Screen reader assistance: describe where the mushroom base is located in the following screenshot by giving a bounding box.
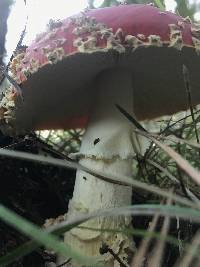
[64,158,135,267]
[64,68,142,266]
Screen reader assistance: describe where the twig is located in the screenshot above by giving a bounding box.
[0,8,28,86]
[56,258,71,267]
[182,65,199,144]
[100,243,128,267]
[0,66,23,100]
[115,104,147,132]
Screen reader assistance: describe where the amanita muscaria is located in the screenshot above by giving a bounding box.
[1,3,200,266]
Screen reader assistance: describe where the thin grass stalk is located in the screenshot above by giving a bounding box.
[0,148,197,209]
[174,230,200,267]
[147,197,172,267]
[130,207,161,267]
[116,104,200,186]
[134,129,200,186]
[146,159,199,203]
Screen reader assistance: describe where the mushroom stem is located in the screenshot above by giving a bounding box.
[65,68,141,266]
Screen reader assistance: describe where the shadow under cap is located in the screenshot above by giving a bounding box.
[13,46,200,133]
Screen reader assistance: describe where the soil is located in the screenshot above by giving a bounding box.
[0,132,75,267]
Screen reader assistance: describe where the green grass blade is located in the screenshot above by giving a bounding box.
[0,204,102,267]
[153,0,165,10]
[0,241,38,267]
[0,148,198,209]
[0,227,179,267]
[1,204,200,266]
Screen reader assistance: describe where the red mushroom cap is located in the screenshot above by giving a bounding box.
[1,4,200,134]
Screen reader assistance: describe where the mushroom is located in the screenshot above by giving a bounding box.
[1,3,200,266]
